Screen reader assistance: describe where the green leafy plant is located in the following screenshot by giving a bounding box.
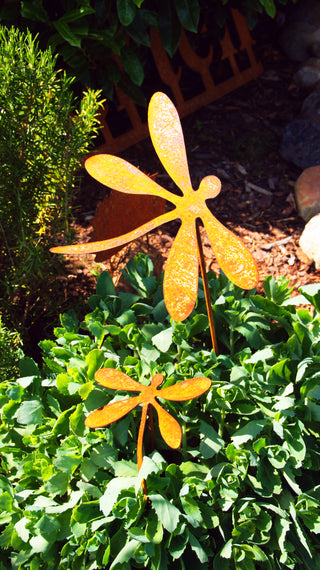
[1,255,319,568]
[0,26,102,337]
[0,0,297,103]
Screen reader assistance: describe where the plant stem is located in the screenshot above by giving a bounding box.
[219,409,226,439]
[137,404,148,497]
[195,218,218,354]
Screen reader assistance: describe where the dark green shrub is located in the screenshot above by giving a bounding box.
[0,316,24,381]
[0,0,297,103]
[1,254,319,568]
[0,26,102,334]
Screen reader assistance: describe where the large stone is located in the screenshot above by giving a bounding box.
[294,57,320,89]
[295,165,320,221]
[280,119,320,169]
[301,86,320,120]
[299,212,320,267]
[280,22,320,62]
[279,0,320,61]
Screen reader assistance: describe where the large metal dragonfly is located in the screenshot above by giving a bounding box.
[51,92,258,322]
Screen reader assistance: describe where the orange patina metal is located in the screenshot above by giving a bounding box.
[51,91,258,322]
[85,368,211,493]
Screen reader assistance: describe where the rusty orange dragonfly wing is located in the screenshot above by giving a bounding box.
[85,395,143,428]
[158,377,212,401]
[200,207,258,290]
[163,216,199,321]
[148,92,193,196]
[95,368,146,392]
[152,400,182,449]
[85,154,175,203]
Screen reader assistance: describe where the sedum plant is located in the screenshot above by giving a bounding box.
[0,26,102,331]
[0,256,320,569]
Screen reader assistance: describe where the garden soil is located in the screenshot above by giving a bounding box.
[54,30,320,325]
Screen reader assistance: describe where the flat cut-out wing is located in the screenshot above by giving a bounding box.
[153,401,182,449]
[95,368,144,392]
[163,217,199,322]
[158,377,212,401]
[201,210,259,290]
[148,92,194,196]
[85,154,176,203]
[85,396,142,428]
[50,209,176,254]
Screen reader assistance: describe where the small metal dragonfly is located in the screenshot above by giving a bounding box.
[85,368,212,493]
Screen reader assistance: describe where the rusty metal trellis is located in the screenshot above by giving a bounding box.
[96,9,263,155]
[85,368,212,495]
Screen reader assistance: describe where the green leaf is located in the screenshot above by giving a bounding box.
[86,349,105,380]
[149,494,181,532]
[110,539,138,569]
[188,314,208,338]
[57,7,95,23]
[157,0,182,57]
[117,0,136,26]
[189,530,208,563]
[200,420,224,458]
[96,271,116,298]
[121,46,144,86]
[100,477,136,517]
[145,516,163,544]
[53,408,74,436]
[113,460,139,477]
[35,514,60,543]
[152,327,173,352]
[231,419,267,447]
[70,404,85,436]
[0,491,13,511]
[136,457,160,491]
[19,357,40,377]
[29,535,50,553]
[14,517,30,543]
[54,449,82,474]
[73,501,100,523]
[141,342,160,363]
[54,21,82,48]
[174,0,200,32]
[261,0,276,18]
[45,472,69,496]
[17,399,43,425]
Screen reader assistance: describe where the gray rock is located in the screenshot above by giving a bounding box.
[301,87,320,121]
[294,57,320,89]
[280,119,320,168]
[280,22,320,62]
[285,0,320,27]
[299,213,320,268]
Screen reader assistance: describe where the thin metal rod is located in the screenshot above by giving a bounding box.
[137,404,148,497]
[195,219,218,354]
[148,405,154,452]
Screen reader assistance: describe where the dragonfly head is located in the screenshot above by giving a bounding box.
[198,175,221,201]
[151,374,164,389]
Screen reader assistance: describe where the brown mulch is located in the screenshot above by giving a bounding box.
[57,34,320,308]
